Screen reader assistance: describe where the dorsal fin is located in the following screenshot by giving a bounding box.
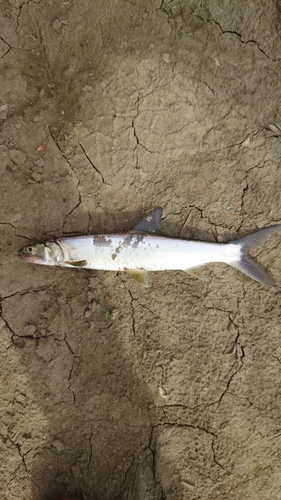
[133,208,162,233]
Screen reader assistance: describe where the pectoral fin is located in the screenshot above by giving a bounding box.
[65,260,88,267]
[127,269,149,287]
[133,208,162,234]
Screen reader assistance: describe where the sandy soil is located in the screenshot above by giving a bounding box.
[1,1,281,499]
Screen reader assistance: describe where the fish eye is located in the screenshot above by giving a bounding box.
[26,246,34,254]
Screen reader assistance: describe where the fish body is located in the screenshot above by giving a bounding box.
[18,209,281,287]
[54,233,240,271]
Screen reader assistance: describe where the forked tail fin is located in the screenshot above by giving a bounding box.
[229,224,281,287]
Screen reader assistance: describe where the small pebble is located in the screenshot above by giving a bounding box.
[269,122,281,136]
[32,165,43,173]
[111,309,119,320]
[12,213,21,221]
[52,440,65,452]
[13,337,25,349]
[10,149,26,165]
[82,85,93,92]
[9,0,25,7]
[52,18,62,30]
[31,172,42,182]
[0,103,8,120]
[23,324,36,336]
[34,158,45,167]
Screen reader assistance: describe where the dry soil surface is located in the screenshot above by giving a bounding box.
[1,1,281,499]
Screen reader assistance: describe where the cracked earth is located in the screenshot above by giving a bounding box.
[1,1,281,499]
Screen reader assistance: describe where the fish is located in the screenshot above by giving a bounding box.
[18,208,281,287]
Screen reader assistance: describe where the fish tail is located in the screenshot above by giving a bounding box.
[229,224,281,287]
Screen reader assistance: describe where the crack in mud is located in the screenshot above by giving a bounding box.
[125,286,136,336]
[198,16,280,62]
[148,422,219,497]
[87,430,93,472]
[240,182,249,220]
[202,130,261,154]
[115,453,136,498]
[35,19,53,77]
[201,299,246,376]
[2,286,56,301]
[48,128,83,230]
[161,400,187,410]
[227,391,262,414]
[5,433,31,488]
[218,369,240,405]
[79,142,111,185]
[165,120,197,137]
[131,90,161,158]
[176,204,219,237]
[122,281,164,337]
[227,315,246,367]
[239,163,264,221]
[156,421,216,437]
[0,221,31,239]
[0,36,11,57]
[132,90,140,148]
[131,91,161,156]
[148,425,165,499]
[211,439,231,474]
[137,301,163,322]
[63,193,82,231]
[63,334,76,402]
[158,0,177,33]
[1,314,17,340]
[49,129,79,185]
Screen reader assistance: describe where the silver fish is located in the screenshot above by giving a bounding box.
[18,208,281,287]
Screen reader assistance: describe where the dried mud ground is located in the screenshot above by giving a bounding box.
[1,1,281,499]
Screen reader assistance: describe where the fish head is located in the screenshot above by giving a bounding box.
[18,240,65,266]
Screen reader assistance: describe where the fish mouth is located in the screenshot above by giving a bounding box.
[18,251,38,263]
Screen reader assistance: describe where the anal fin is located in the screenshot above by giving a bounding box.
[127,269,149,287]
[183,267,207,281]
